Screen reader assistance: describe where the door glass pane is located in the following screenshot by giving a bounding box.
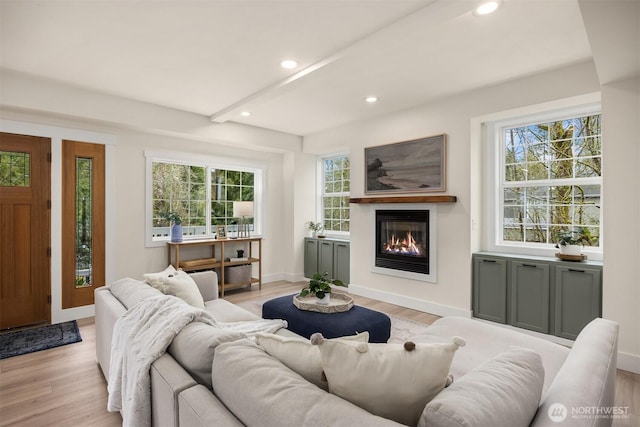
[0,151,30,187]
[76,157,93,287]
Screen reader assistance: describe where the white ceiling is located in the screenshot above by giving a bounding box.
[1,0,597,136]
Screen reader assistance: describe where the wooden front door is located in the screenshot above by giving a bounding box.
[0,133,51,329]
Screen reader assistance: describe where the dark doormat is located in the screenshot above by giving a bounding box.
[0,321,82,359]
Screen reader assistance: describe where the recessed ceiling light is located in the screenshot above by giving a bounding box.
[280,59,298,69]
[365,96,378,103]
[474,1,499,15]
[240,111,251,117]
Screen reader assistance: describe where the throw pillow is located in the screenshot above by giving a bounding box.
[144,267,205,308]
[143,265,177,291]
[162,270,205,308]
[312,333,465,426]
[168,322,246,389]
[255,331,370,391]
[419,346,544,427]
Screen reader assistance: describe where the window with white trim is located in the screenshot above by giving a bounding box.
[497,111,602,249]
[147,154,262,244]
[321,155,350,233]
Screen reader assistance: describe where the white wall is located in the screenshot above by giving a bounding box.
[303,60,640,372]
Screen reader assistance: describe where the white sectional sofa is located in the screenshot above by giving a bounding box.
[95,271,619,427]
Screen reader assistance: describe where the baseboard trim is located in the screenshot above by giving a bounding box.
[348,283,472,318]
[617,351,640,374]
[263,272,305,284]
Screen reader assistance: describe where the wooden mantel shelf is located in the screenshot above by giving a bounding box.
[349,195,457,204]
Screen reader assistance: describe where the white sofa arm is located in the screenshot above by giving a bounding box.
[179,385,244,427]
[189,271,219,302]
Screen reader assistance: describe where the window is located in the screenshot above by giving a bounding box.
[148,154,262,244]
[152,162,207,238]
[321,155,350,233]
[211,169,255,227]
[498,111,602,249]
[0,151,30,186]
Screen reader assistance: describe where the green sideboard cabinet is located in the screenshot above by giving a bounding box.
[472,252,602,340]
[554,265,602,340]
[510,261,550,334]
[472,257,507,323]
[304,237,350,284]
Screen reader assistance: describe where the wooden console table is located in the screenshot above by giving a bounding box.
[167,237,262,297]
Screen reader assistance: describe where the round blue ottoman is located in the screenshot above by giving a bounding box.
[262,294,391,343]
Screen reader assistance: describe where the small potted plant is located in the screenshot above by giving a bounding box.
[555,228,592,256]
[306,221,324,238]
[164,211,183,243]
[299,272,346,305]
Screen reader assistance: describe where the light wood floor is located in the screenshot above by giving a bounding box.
[0,281,637,426]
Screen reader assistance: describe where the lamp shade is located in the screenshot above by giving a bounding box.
[233,201,254,217]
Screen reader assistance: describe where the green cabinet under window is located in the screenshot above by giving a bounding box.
[472,257,507,323]
[304,239,319,279]
[510,261,550,334]
[554,266,602,340]
[304,238,350,284]
[472,252,602,340]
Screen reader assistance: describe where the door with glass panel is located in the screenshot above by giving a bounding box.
[62,140,105,308]
[0,133,51,329]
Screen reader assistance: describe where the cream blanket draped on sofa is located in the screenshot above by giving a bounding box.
[107,294,286,427]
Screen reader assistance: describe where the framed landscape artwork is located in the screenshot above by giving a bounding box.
[365,134,446,194]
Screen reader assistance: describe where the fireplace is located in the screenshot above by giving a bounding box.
[375,210,430,275]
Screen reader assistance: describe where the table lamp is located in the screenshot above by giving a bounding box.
[233,201,254,238]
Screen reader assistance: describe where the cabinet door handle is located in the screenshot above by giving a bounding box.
[569,269,585,273]
[522,264,538,268]
[482,259,496,263]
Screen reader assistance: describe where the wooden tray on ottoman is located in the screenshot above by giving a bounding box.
[293,293,354,313]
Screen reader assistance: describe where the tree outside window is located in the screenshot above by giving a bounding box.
[151,161,255,240]
[501,113,601,247]
[211,169,255,231]
[322,155,350,233]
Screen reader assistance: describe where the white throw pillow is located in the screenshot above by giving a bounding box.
[312,334,465,426]
[162,270,205,308]
[419,346,544,427]
[144,267,205,308]
[143,265,177,291]
[255,332,369,391]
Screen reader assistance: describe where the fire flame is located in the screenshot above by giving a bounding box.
[383,231,423,256]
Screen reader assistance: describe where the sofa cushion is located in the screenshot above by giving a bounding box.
[419,346,544,427]
[145,268,205,308]
[255,331,369,390]
[168,322,246,389]
[205,299,261,322]
[110,277,163,309]
[313,334,465,426]
[212,339,403,427]
[412,316,569,395]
